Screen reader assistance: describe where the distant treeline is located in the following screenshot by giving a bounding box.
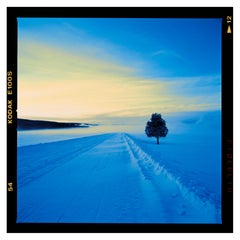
[17,118,97,130]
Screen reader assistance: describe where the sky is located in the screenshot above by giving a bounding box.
[18,18,222,121]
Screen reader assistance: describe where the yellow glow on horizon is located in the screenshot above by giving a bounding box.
[18,40,218,121]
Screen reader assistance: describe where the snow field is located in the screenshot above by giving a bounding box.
[17,133,114,188]
[18,133,166,223]
[17,132,221,223]
[124,134,220,223]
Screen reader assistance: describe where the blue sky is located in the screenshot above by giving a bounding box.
[18,18,222,120]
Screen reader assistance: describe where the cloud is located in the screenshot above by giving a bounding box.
[151,49,185,62]
[164,75,221,97]
[151,50,167,56]
[18,40,135,81]
[18,39,221,121]
[18,40,168,119]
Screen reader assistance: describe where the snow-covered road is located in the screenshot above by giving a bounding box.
[17,133,220,223]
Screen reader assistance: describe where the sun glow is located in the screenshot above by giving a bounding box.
[18,41,194,120]
[18,18,221,121]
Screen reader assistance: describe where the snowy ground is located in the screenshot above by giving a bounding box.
[17,111,221,223]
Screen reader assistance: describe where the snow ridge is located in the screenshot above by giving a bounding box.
[123,133,221,223]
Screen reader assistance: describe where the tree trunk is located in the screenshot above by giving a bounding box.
[156,136,159,144]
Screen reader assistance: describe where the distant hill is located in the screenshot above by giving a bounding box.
[17,118,97,130]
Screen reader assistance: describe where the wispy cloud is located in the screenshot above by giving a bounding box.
[151,49,185,62]
[18,40,169,119]
[151,50,167,56]
[18,38,221,121]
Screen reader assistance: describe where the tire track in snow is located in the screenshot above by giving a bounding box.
[123,133,221,223]
[123,134,183,222]
[17,132,220,223]
[17,133,115,188]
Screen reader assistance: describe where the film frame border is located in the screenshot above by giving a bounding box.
[7,6,233,233]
